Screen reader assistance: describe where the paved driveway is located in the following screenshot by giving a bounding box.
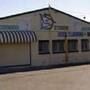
[0,65,90,90]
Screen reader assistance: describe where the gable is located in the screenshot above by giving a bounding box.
[0,7,89,32]
[0,7,89,24]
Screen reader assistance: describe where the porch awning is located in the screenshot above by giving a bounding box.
[0,31,37,44]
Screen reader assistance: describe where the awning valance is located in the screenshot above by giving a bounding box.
[0,31,37,44]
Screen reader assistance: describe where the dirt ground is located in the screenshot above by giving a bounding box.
[0,65,90,90]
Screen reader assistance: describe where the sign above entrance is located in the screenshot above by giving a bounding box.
[54,25,69,30]
[40,13,56,30]
[58,32,84,37]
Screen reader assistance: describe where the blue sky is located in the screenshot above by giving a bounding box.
[0,0,90,21]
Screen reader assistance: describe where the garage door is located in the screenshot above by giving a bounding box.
[0,44,30,67]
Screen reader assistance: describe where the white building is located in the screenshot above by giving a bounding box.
[0,7,90,72]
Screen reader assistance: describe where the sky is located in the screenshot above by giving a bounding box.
[0,0,90,22]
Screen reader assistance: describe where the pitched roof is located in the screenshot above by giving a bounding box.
[0,7,89,24]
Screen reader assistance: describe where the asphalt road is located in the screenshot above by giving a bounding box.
[0,65,90,90]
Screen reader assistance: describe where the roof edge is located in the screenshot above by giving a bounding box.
[50,7,90,24]
[0,6,89,24]
[0,7,49,20]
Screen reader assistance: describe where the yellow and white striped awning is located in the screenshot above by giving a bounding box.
[0,31,37,44]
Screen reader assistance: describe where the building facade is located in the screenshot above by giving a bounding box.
[0,7,90,68]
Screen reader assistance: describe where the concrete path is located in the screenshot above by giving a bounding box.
[0,65,90,90]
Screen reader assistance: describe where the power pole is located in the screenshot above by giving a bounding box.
[64,32,68,63]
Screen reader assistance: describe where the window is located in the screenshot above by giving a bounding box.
[81,39,89,51]
[87,32,90,36]
[68,40,78,52]
[38,40,49,54]
[52,40,64,53]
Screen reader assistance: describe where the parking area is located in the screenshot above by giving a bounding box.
[0,65,90,90]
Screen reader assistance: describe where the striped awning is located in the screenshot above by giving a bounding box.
[0,31,37,44]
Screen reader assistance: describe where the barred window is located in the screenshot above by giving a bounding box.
[38,40,49,54]
[68,40,78,52]
[81,39,89,51]
[52,40,64,53]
